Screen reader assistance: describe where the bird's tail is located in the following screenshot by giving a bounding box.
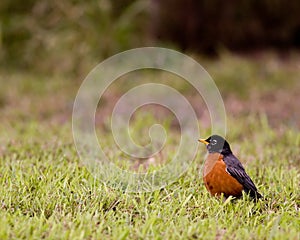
[249,191,263,201]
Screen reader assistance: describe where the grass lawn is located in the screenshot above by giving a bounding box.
[0,53,299,239]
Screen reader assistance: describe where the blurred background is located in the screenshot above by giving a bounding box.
[2,0,300,74]
[0,0,300,133]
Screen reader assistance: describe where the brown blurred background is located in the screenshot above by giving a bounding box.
[1,0,300,75]
[1,0,300,130]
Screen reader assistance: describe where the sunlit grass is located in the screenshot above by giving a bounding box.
[0,113,299,239]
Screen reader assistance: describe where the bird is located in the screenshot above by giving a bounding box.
[198,135,262,200]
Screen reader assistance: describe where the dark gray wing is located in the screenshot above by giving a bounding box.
[223,154,262,199]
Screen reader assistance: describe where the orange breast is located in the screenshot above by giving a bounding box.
[203,153,243,197]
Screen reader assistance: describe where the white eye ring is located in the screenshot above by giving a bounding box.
[211,139,217,145]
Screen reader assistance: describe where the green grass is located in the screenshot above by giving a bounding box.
[0,53,299,239]
[0,119,299,239]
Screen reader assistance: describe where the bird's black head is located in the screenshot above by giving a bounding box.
[198,135,232,155]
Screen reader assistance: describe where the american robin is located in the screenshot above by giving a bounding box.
[199,135,262,199]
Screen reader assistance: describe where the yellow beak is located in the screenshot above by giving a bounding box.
[198,138,209,145]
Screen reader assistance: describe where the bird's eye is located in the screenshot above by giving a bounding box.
[211,139,217,145]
